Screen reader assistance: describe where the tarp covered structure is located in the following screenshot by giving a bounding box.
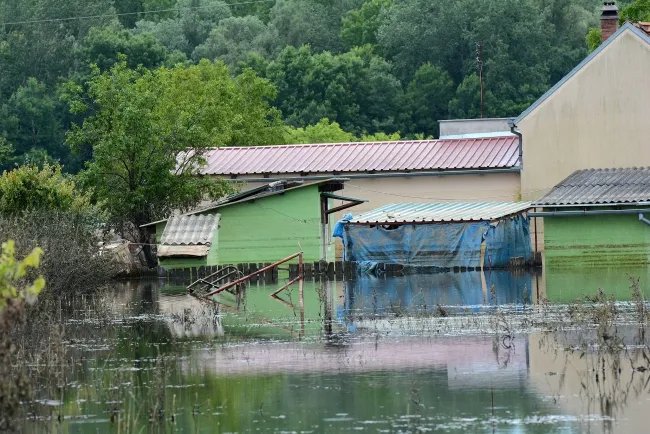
[337,203,532,269]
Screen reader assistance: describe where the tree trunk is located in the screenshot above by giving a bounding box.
[138,227,158,269]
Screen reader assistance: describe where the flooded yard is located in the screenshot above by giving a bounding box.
[21,268,650,433]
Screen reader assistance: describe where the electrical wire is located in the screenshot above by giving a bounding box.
[1,0,277,26]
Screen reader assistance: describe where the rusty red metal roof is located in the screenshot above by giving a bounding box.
[200,136,520,175]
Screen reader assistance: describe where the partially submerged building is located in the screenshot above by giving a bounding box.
[531,167,650,268]
[510,10,650,252]
[142,179,364,269]
[338,202,533,270]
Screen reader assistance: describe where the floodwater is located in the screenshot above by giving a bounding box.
[22,266,650,433]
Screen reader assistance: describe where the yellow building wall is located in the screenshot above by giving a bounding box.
[518,29,650,202]
[226,172,521,220]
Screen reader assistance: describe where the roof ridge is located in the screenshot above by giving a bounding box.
[205,136,517,151]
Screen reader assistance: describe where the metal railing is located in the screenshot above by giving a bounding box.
[197,252,304,298]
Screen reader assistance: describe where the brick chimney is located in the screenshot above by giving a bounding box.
[601,1,619,42]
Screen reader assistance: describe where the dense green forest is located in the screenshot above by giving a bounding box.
[0,0,647,173]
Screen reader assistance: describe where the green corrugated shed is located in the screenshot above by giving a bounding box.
[544,213,650,268]
[533,167,650,268]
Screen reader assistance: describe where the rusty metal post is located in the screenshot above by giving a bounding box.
[299,252,305,338]
[206,252,302,296]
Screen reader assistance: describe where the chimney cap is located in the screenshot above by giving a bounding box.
[601,1,619,19]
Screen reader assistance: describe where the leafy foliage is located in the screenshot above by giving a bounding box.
[404,64,455,138]
[0,164,92,215]
[192,16,279,67]
[341,0,393,51]
[586,27,603,52]
[0,0,614,168]
[620,0,650,23]
[78,25,170,71]
[284,119,356,144]
[266,44,402,135]
[284,118,401,144]
[0,240,45,312]
[64,59,283,242]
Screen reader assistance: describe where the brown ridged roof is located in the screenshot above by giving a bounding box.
[198,136,520,176]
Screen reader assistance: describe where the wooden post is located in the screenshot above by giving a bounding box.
[343,261,352,280]
[272,265,278,283]
[289,263,299,279]
[326,262,335,280]
[304,263,313,280]
[335,261,343,279]
[249,263,258,283]
[264,263,273,284]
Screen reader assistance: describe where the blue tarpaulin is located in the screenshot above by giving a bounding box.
[340,215,532,269]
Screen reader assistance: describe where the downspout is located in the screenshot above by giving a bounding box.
[508,119,523,169]
[639,213,650,227]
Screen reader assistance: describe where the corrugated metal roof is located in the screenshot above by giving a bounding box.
[348,202,532,224]
[199,136,519,175]
[142,179,346,227]
[160,214,219,245]
[634,21,650,35]
[534,168,650,206]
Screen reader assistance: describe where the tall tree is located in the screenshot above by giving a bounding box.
[340,0,393,51]
[192,16,279,67]
[134,18,192,55]
[0,0,117,99]
[177,0,232,48]
[266,44,402,135]
[64,60,284,259]
[0,78,65,162]
[620,0,650,22]
[269,0,362,53]
[404,64,455,138]
[78,25,170,71]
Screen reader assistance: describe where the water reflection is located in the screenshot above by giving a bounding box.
[21,266,650,433]
[341,270,534,318]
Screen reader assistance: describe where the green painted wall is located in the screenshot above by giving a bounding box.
[544,213,650,268]
[158,184,325,269]
[217,184,323,264]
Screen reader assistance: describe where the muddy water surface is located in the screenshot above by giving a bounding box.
[24,268,650,433]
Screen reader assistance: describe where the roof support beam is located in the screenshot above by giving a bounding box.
[226,167,521,184]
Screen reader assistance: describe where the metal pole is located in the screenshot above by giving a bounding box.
[269,275,302,297]
[299,252,305,338]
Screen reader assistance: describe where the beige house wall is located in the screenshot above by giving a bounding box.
[227,171,521,221]
[518,29,650,202]
[517,28,650,254]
